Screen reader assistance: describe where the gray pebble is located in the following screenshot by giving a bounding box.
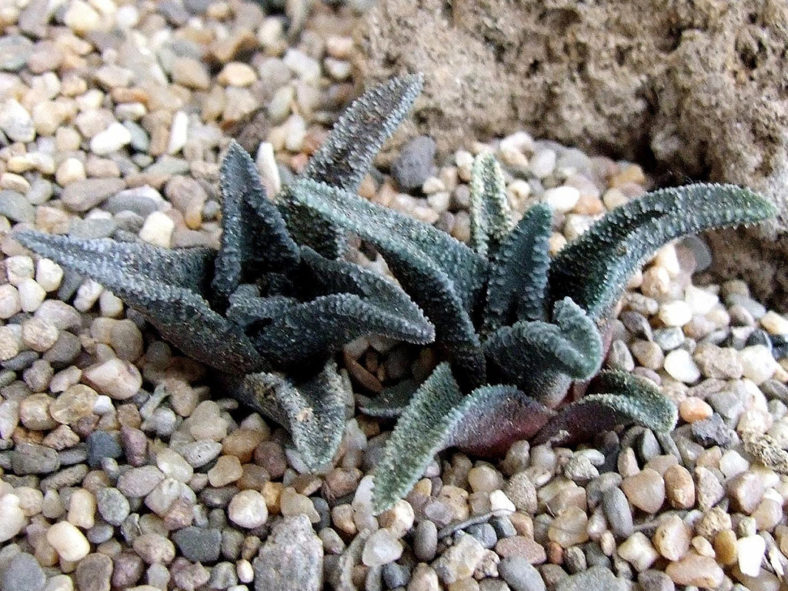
[61,178,126,212]
[0,34,33,71]
[254,515,323,591]
[2,350,39,372]
[584,542,611,569]
[602,487,633,539]
[391,136,436,190]
[207,560,238,588]
[555,566,628,591]
[172,526,222,563]
[117,465,165,497]
[563,546,587,574]
[691,413,734,447]
[105,188,161,217]
[1,552,45,591]
[413,520,438,561]
[653,327,685,351]
[638,569,675,591]
[637,429,661,463]
[96,487,131,526]
[466,523,498,549]
[87,430,123,468]
[0,190,35,223]
[619,310,652,340]
[75,552,113,591]
[607,339,635,371]
[11,441,59,474]
[499,556,545,591]
[382,562,410,589]
[69,217,118,239]
[87,523,115,544]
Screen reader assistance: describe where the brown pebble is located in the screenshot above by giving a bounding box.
[663,464,695,509]
[664,551,724,587]
[494,536,546,564]
[713,529,738,565]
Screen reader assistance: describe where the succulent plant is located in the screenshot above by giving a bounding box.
[14,76,433,470]
[288,151,776,512]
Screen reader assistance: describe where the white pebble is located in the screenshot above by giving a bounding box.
[46,520,91,561]
[228,490,268,529]
[36,259,64,292]
[99,290,124,317]
[664,349,701,383]
[17,278,46,313]
[83,358,142,400]
[760,311,788,335]
[362,528,403,566]
[543,186,580,213]
[139,211,174,248]
[739,345,777,384]
[256,142,281,194]
[737,535,766,576]
[167,111,189,155]
[654,244,681,277]
[5,255,34,285]
[93,395,113,415]
[489,489,515,514]
[90,121,132,155]
[658,301,693,327]
[282,49,320,83]
[284,115,306,152]
[74,279,103,312]
[0,284,21,319]
[0,492,26,542]
[529,149,556,178]
[685,285,719,316]
[56,157,87,186]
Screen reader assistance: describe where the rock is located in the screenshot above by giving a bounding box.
[90,122,132,155]
[117,466,165,497]
[663,464,695,509]
[11,441,60,474]
[75,553,113,591]
[1,552,45,591]
[0,35,33,71]
[171,57,211,89]
[617,531,659,572]
[253,515,323,591]
[362,528,403,567]
[132,533,175,564]
[83,358,142,400]
[0,99,34,142]
[620,469,665,513]
[228,490,268,529]
[602,487,633,538]
[499,556,546,591]
[652,514,691,561]
[544,186,580,213]
[414,519,438,561]
[664,552,724,587]
[505,472,538,513]
[96,488,130,526]
[172,526,222,563]
[47,521,91,561]
[61,178,125,212]
[663,349,701,383]
[547,507,589,547]
[0,190,35,223]
[0,493,26,542]
[691,412,734,447]
[554,566,627,591]
[391,136,436,190]
[432,533,486,584]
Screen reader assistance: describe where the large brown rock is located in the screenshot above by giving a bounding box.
[354,0,788,309]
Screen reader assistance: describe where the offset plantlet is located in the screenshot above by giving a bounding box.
[289,151,776,512]
[15,76,432,469]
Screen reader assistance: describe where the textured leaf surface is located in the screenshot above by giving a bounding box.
[372,363,555,512]
[484,297,602,405]
[548,183,777,318]
[280,75,423,258]
[372,364,464,513]
[533,370,678,446]
[469,153,512,258]
[229,361,348,469]
[358,379,419,417]
[213,141,299,299]
[484,203,552,331]
[289,179,487,384]
[15,231,264,374]
[303,74,423,191]
[300,246,434,345]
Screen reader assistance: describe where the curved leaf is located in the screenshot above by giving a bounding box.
[213,141,299,299]
[547,183,776,318]
[300,246,434,345]
[469,153,512,258]
[14,231,264,374]
[484,202,552,331]
[533,370,678,446]
[372,363,463,513]
[229,361,349,470]
[372,363,555,513]
[281,74,424,259]
[289,179,487,385]
[484,297,602,406]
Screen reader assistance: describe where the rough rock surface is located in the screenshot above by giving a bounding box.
[253,515,323,591]
[354,0,788,308]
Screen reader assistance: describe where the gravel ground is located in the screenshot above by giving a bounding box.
[0,2,787,591]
